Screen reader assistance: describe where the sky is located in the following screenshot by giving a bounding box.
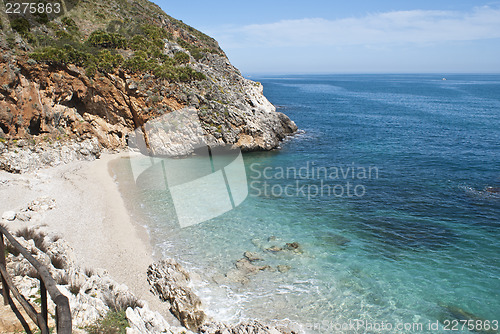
[153,0,500,74]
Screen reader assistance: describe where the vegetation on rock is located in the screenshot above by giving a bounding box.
[86,310,129,334]
[28,22,206,81]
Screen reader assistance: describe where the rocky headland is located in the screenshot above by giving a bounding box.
[0,0,297,173]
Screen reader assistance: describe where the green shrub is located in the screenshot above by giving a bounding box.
[55,30,73,40]
[10,18,31,36]
[123,50,149,72]
[87,30,127,49]
[129,35,149,52]
[174,52,189,64]
[61,17,79,33]
[97,50,124,73]
[29,25,206,82]
[34,12,49,24]
[30,44,90,67]
[176,38,204,61]
[85,63,97,76]
[86,311,129,334]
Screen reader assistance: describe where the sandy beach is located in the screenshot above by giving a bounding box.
[0,152,176,322]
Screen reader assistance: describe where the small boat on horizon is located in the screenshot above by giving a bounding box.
[442,77,447,80]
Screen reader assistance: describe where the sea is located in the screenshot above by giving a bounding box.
[111,74,500,333]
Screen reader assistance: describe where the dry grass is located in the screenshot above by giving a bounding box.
[85,267,95,277]
[15,227,48,253]
[50,254,66,269]
[69,281,82,295]
[104,293,143,312]
[56,272,70,285]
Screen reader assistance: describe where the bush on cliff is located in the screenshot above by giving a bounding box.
[29,23,206,82]
[86,30,127,49]
[10,17,31,36]
[86,311,129,334]
[174,52,190,64]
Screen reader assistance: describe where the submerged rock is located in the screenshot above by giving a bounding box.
[200,320,284,334]
[235,258,271,274]
[147,260,206,331]
[284,242,302,253]
[224,256,274,285]
[244,251,263,262]
[277,265,291,273]
[266,245,282,253]
[321,233,351,247]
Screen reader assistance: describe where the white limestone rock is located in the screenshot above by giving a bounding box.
[2,210,16,221]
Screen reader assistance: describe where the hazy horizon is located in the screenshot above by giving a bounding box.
[154,0,500,75]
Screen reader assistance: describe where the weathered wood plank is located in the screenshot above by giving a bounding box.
[0,226,72,333]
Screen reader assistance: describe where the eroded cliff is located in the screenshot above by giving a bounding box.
[0,0,297,171]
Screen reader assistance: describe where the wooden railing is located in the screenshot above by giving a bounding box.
[0,225,72,334]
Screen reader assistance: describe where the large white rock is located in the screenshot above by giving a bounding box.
[2,210,16,221]
[126,304,172,334]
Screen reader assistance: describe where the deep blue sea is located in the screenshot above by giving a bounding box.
[114,74,500,333]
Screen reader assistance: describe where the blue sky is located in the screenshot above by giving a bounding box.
[154,0,500,74]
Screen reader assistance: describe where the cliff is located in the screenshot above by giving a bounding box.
[0,0,297,170]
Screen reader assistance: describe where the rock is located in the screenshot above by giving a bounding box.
[268,236,277,241]
[2,210,16,221]
[277,265,291,273]
[284,242,303,254]
[285,242,300,250]
[147,260,206,331]
[235,258,271,274]
[0,139,101,173]
[126,304,171,334]
[0,12,297,166]
[225,269,250,285]
[244,251,263,262]
[15,211,31,221]
[200,320,284,334]
[46,239,75,270]
[266,246,282,253]
[225,257,273,284]
[27,197,56,212]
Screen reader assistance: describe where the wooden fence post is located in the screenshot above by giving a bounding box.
[0,232,9,305]
[40,278,48,330]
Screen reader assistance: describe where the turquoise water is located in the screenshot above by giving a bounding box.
[114,74,500,333]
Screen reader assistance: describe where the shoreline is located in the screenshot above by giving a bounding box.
[0,152,178,323]
[0,152,303,333]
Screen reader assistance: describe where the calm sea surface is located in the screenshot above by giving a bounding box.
[113,74,500,333]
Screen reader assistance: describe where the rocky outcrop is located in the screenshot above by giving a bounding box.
[146,259,298,334]
[147,259,206,331]
[0,50,296,156]
[0,0,297,167]
[0,137,101,173]
[200,321,285,334]
[2,225,193,333]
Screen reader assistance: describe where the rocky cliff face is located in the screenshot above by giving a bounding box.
[0,0,297,168]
